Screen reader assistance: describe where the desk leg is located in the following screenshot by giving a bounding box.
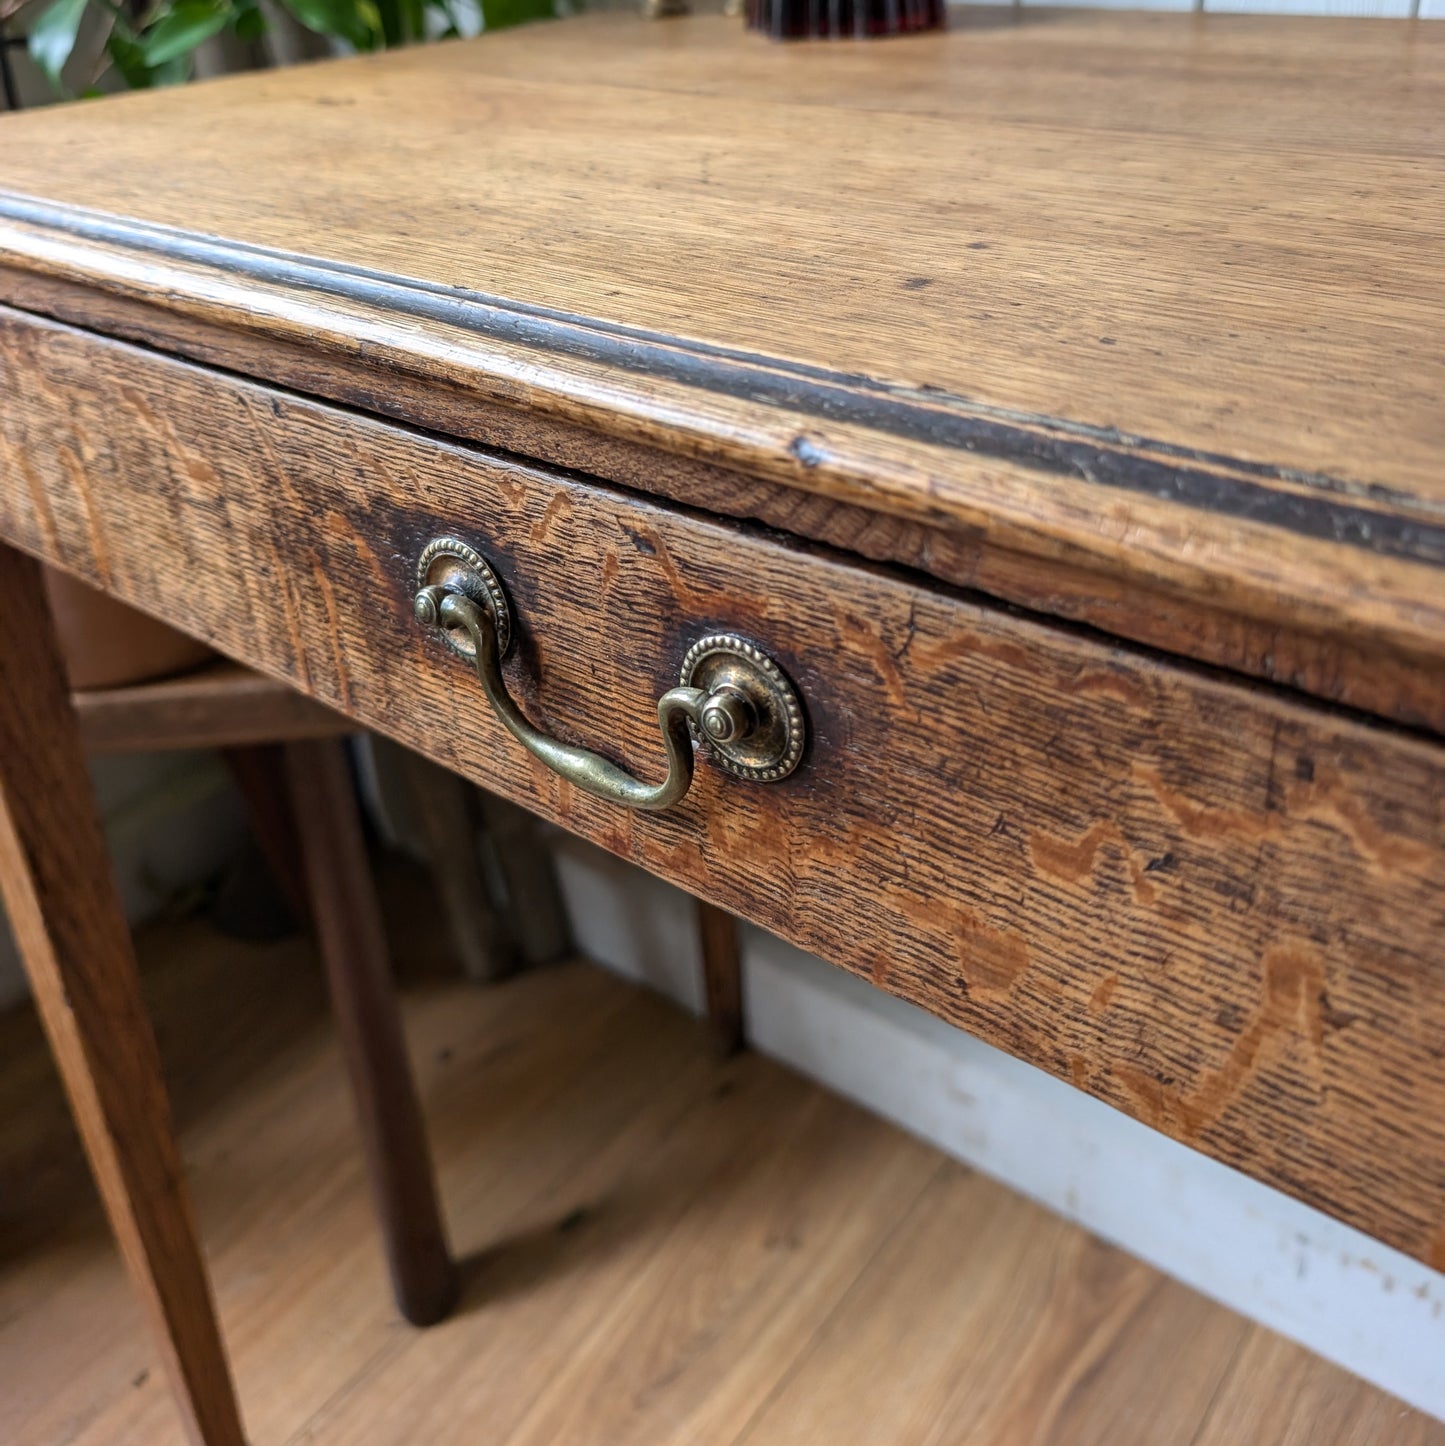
[697,900,745,1057]
[0,547,246,1446]
[284,738,458,1326]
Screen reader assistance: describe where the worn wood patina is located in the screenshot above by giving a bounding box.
[0,11,1441,1442]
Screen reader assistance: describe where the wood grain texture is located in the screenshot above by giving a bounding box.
[3,311,1441,1267]
[74,658,352,754]
[7,268,1438,734]
[698,900,745,1057]
[3,914,1439,1446]
[0,9,1442,722]
[0,544,245,1446]
[285,738,458,1325]
[75,650,467,1331]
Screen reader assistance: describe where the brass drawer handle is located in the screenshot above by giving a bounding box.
[412,537,804,812]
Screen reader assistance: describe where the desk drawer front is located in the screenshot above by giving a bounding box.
[2,307,1442,1267]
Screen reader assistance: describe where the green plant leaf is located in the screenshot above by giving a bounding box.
[282,0,378,48]
[28,0,91,92]
[356,0,383,39]
[100,18,187,86]
[104,24,152,85]
[371,0,403,44]
[152,54,192,83]
[480,0,552,31]
[233,0,267,38]
[140,0,233,66]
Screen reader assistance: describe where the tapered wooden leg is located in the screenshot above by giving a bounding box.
[0,547,246,1446]
[283,738,458,1326]
[477,791,572,969]
[697,900,745,1057]
[220,743,314,926]
[396,748,514,983]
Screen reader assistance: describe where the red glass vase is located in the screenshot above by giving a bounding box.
[746,0,944,39]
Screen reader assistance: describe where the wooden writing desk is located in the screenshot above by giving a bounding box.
[0,9,1441,1440]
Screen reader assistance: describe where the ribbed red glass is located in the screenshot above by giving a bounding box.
[746,0,944,39]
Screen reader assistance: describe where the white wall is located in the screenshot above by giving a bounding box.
[955,0,1432,15]
[0,752,246,1009]
[552,832,1445,1422]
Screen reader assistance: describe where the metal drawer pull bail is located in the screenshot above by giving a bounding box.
[413,537,804,812]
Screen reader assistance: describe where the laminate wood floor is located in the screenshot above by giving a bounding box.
[0,887,1438,1445]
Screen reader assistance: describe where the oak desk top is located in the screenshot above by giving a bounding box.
[1,8,1442,728]
[2,15,1444,1440]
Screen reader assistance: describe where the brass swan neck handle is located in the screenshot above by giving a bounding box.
[412,537,804,814]
[417,586,705,811]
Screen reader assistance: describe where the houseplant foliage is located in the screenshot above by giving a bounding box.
[18,0,557,96]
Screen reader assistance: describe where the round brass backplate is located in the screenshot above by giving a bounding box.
[679,634,805,782]
[416,537,512,659]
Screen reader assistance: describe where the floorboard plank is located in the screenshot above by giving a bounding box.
[0,897,1438,1446]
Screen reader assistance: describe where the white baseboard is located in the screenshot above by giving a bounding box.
[551,833,1445,1421]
